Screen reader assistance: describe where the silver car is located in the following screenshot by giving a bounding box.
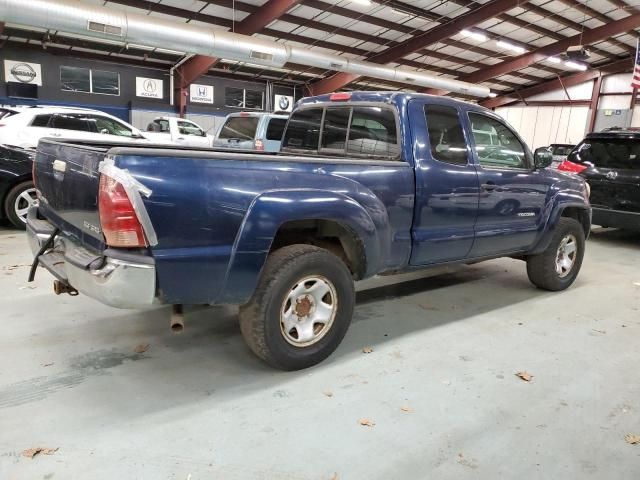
[213,112,288,152]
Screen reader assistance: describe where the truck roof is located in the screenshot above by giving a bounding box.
[297,91,486,112]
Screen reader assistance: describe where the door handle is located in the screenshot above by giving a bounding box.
[481,182,496,191]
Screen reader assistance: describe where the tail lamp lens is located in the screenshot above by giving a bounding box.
[98,175,147,247]
[557,160,587,174]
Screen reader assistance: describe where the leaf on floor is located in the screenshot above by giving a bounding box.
[400,406,414,413]
[134,344,149,354]
[592,329,606,334]
[362,347,374,354]
[4,264,30,271]
[625,433,640,445]
[323,390,334,397]
[21,447,58,459]
[358,418,375,427]
[515,371,533,382]
[418,304,439,311]
[42,362,54,367]
[329,474,338,480]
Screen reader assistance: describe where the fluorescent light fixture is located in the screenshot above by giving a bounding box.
[461,29,488,42]
[496,40,527,54]
[546,56,561,64]
[488,92,498,98]
[564,61,587,71]
[350,0,372,5]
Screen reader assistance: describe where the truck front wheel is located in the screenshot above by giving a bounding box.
[239,244,355,370]
[526,217,585,291]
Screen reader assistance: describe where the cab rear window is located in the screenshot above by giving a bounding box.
[218,116,259,140]
[282,105,400,160]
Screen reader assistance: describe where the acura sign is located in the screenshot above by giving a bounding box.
[4,60,42,86]
[136,77,163,99]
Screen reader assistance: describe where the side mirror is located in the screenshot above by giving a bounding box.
[534,147,553,168]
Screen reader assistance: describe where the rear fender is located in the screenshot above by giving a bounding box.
[218,189,383,304]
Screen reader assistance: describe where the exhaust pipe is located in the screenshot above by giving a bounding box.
[53,280,78,296]
[170,304,184,334]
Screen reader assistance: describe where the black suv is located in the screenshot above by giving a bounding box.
[559,130,640,231]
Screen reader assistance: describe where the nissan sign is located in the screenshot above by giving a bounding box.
[4,60,42,86]
[190,84,214,104]
[136,77,164,99]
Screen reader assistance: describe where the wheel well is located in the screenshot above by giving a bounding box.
[561,207,590,237]
[270,220,366,279]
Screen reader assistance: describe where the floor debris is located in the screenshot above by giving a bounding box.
[362,347,374,354]
[625,434,640,445]
[323,391,334,397]
[515,371,533,382]
[358,418,375,427]
[134,344,150,354]
[21,447,58,459]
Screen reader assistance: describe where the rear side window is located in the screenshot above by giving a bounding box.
[31,115,52,127]
[218,116,259,140]
[347,107,399,158]
[90,115,133,137]
[265,118,287,141]
[552,145,573,156]
[50,114,92,132]
[321,108,351,151]
[569,139,640,170]
[177,120,205,137]
[282,108,323,151]
[424,105,468,165]
[147,119,169,132]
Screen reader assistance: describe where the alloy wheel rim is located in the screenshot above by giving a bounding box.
[555,234,577,278]
[14,188,37,224]
[280,275,338,347]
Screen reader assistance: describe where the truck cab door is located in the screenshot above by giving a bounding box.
[409,100,480,265]
[466,112,548,256]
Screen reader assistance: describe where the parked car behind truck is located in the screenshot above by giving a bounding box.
[145,116,212,148]
[27,92,591,370]
[213,112,288,152]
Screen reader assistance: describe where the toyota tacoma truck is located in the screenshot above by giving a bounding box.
[26,92,591,370]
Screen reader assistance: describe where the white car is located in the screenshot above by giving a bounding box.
[145,116,212,148]
[0,106,147,149]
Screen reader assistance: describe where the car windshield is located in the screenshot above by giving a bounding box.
[218,116,259,140]
[551,145,573,156]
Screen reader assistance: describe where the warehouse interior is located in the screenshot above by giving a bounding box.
[1,1,639,478]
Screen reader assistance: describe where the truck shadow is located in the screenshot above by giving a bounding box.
[588,227,640,248]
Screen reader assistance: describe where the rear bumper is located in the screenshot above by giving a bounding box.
[592,207,640,231]
[27,208,157,308]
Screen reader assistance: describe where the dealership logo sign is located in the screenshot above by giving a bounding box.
[136,77,163,99]
[274,94,294,112]
[4,60,43,86]
[190,84,214,104]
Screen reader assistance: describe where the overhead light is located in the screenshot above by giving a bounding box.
[350,0,372,5]
[461,29,488,42]
[488,92,498,98]
[565,61,587,71]
[496,40,527,54]
[546,56,562,64]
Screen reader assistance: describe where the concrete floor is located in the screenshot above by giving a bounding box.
[1,225,639,480]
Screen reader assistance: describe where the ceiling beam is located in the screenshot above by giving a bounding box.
[308,0,528,95]
[479,57,633,108]
[177,0,303,88]
[427,13,640,95]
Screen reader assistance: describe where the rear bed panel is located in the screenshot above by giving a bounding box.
[35,139,107,251]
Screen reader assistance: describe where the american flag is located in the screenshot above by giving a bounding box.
[632,38,640,89]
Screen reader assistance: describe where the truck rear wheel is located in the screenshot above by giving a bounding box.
[239,244,355,370]
[4,181,36,229]
[526,217,585,291]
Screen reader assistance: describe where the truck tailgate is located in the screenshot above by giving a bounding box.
[34,139,108,250]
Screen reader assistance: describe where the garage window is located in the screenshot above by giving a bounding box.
[225,87,264,109]
[60,66,120,96]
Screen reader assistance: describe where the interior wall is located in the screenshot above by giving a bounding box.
[495,105,589,149]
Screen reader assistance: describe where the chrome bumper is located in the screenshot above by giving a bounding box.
[26,209,157,309]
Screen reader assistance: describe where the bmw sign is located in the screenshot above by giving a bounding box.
[274,94,294,112]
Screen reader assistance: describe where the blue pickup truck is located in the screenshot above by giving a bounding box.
[27,92,591,370]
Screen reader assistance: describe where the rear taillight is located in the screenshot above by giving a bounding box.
[99,175,147,247]
[557,160,587,174]
[255,139,264,151]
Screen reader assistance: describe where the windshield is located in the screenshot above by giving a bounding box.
[551,145,574,156]
[218,116,259,140]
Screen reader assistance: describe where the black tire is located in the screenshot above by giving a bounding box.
[4,181,35,229]
[526,217,585,291]
[239,244,355,370]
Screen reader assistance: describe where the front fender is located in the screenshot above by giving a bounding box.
[217,189,386,304]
